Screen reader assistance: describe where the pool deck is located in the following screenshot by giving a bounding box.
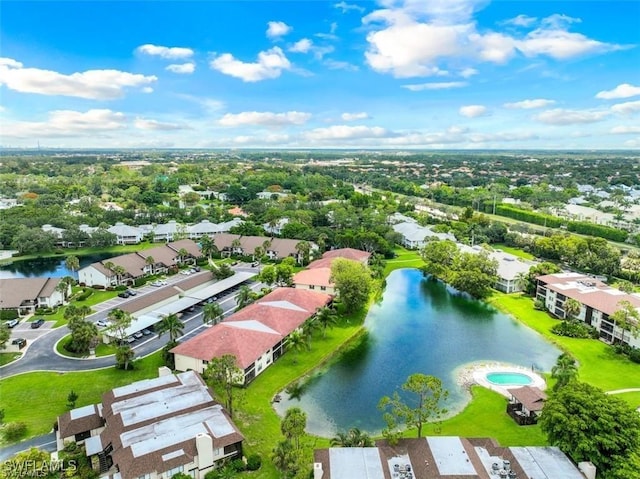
[456,361,547,399]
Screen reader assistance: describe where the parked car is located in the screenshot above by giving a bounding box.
[251,261,260,267]
[133,331,143,339]
[96,319,111,328]
[193,266,201,272]
[158,279,168,285]
[150,281,162,287]
[127,289,137,296]
[180,270,191,276]
[11,338,26,349]
[142,328,152,336]
[5,319,19,328]
[126,336,136,344]
[118,291,130,298]
[31,318,45,329]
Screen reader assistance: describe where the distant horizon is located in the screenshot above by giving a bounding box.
[2,0,639,149]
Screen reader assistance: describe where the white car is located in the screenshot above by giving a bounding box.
[96,319,111,328]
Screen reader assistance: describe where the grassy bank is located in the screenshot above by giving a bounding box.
[0,352,163,446]
[488,292,640,392]
[0,243,158,266]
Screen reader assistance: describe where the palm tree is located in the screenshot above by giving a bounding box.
[286,329,309,363]
[302,318,320,347]
[253,246,264,262]
[203,302,224,326]
[64,255,80,277]
[563,298,581,320]
[200,235,218,260]
[315,306,338,338]
[177,247,190,265]
[144,255,155,274]
[295,240,311,265]
[231,239,242,256]
[235,285,253,311]
[514,271,530,295]
[157,313,184,342]
[551,353,578,391]
[111,265,126,286]
[56,276,75,302]
[103,261,115,284]
[331,428,374,447]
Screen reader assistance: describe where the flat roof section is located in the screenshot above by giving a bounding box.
[205,405,235,438]
[112,373,178,398]
[186,271,256,300]
[511,447,586,479]
[426,436,477,476]
[69,404,97,420]
[329,448,385,479]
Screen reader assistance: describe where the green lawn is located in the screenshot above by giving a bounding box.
[55,335,117,358]
[41,289,118,328]
[0,353,21,367]
[610,391,640,409]
[488,292,640,392]
[0,243,158,266]
[492,244,535,260]
[384,247,424,275]
[0,352,164,445]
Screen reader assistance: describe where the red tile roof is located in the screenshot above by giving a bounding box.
[256,287,332,312]
[170,323,281,368]
[293,268,333,288]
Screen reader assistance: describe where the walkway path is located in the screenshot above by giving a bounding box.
[606,388,640,394]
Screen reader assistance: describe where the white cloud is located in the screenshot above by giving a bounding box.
[136,44,194,59]
[0,58,157,99]
[165,63,195,74]
[517,29,624,60]
[267,21,292,39]
[459,105,487,118]
[610,125,640,134]
[341,112,369,121]
[289,39,313,53]
[304,125,393,141]
[533,108,609,125]
[134,118,185,130]
[324,59,359,71]
[2,109,127,138]
[596,83,640,100]
[610,100,640,115]
[142,87,154,94]
[219,111,311,127]
[210,47,291,82]
[504,98,555,109]
[459,67,478,78]
[403,81,467,91]
[334,1,365,13]
[362,2,624,78]
[501,14,537,27]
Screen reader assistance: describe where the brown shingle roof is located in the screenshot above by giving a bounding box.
[119,287,181,314]
[109,253,147,278]
[168,239,203,258]
[137,245,177,267]
[510,386,547,412]
[0,277,62,309]
[57,405,104,439]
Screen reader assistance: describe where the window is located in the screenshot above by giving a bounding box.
[165,465,183,477]
[320,286,326,291]
[309,285,315,290]
[137,474,151,479]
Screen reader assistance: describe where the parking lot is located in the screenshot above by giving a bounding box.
[3,319,55,351]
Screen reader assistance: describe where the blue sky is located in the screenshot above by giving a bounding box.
[1,0,639,149]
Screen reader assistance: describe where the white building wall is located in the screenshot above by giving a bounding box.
[79,266,111,288]
[174,354,205,374]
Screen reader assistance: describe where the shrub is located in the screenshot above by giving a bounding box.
[246,453,262,471]
[0,310,19,321]
[2,422,27,441]
[76,290,93,301]
[551,320,594,339]
[93,284,105,290]
[629,348,640,364]
[229,459,245,472]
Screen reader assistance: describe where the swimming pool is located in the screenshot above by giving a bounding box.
[486,372,533,386]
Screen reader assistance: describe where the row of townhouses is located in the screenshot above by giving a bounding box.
[42,218,244,246]
[0,277,70,316]
[78,240,203,288]
[537,272,640,348]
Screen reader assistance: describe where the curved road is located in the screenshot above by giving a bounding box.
[0,268,262,378]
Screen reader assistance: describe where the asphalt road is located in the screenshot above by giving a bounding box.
[0,433,57,461]
[0,267,262,378]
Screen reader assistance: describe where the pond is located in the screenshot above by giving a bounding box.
[0,252,116,279]
[274,268,561,436]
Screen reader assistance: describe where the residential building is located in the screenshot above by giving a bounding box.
[153,220,185,242]
[0,277,69,316]
[536,272,640,348]
[107,222,144,245]
[79,240,203,287]
[313,436,590,479]
[506,386,547,426]
[187,218,243,239]
[293,248,371,294]
[171,288,332,383]
[459,245,536,294]
[212,233,316,264]
[56,369,244,479]
[392,221,456,249]
[263,217,289,235]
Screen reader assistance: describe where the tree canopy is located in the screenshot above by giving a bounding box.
[330,258,372,313]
